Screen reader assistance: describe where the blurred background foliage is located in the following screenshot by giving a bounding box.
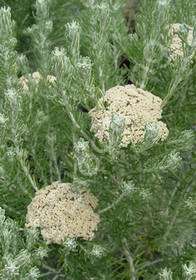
[0,0,83,70]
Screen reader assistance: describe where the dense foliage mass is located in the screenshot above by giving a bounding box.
[0,0,195,279]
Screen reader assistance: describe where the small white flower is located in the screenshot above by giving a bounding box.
[90,245,105,258]
[77,57,92,70]
[52,46,66,58]
[0,113,8,124]
[167,151,182,169]
[140,188,151,201]
[63,237,77,250]
[157,0,170,6]
[3,262,19,276]
[37,0,44,5]
[36,247,48,259]
[51,47,73,78]
[183,262,196,278]
[96,3,107,10]
[27,266,40,279]
[5,89,18,103]
[45,20,52,33]
[184,197,196,210]
[3,255,19,277]
[121,181,135,193]
[160,151,182,172]
[159,268,173,280]
[66,21,80,35]
[6,147,16,159]
[74,138,89,159]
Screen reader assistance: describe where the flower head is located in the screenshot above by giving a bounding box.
[25,181,100,244]
[89,84,169,147]
[168,23,195,62]
[20,71,56,92]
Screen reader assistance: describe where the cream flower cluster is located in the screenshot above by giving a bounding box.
[168,23,195,62]
[25,181,100,244]
[88,84,169,147]
[20,71,56,92]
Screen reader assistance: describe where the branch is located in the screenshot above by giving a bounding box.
[15,147,38,192]
[122,237,136,280]
[68,110,105,155]
[140,259,163,270]
[98,192,126,214]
